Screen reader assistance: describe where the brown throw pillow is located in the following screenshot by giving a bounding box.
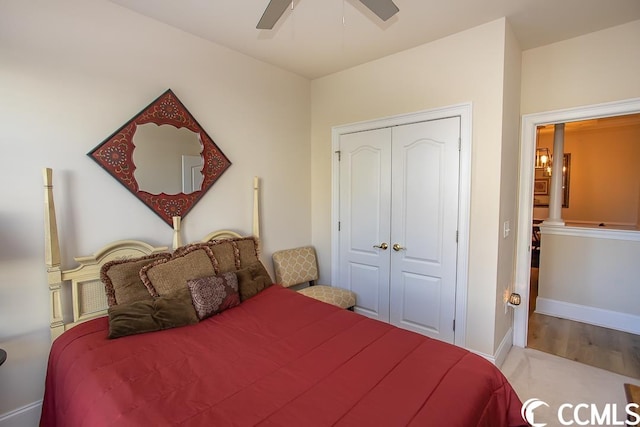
[235,261,273,301]
[174,237,261,274]
[107,287,199,339]
[235,237,260,268]
[101,253,172,307]
[140,246,216,297]
[207,241,237,273]
[187,272,241,320]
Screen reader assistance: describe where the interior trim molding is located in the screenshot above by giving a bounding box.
[536,297,640,335]
[561,219,637,228]
[540,224,640,242]
[494,327,514,368]
[514,97,640,348]
[0,400,42,426]
[467,327,513,367]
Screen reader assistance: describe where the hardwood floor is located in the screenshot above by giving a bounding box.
[527,268,640,379]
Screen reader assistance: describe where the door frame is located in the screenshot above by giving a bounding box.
[331,103,472,348]
[513,97,640,347]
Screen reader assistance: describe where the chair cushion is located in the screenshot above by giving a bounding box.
[272,246,318,287]
[297,285,356,310]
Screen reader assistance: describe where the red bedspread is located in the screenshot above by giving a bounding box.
[41,285,526,426]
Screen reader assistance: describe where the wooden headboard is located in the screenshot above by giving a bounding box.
[43,168,261,341]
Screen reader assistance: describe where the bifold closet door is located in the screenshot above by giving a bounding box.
[389,117,460,343]
[338,127,392,322]
[338,117,460,343]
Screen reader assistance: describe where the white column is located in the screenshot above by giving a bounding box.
[544,123,565,226]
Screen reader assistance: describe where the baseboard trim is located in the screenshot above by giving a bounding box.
[468,327,513,367]
[536,297,640,335]
[469,348,495,364]
[0,400,42,426]
[494,327,514,368]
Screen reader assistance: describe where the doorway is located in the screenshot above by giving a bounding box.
[514,97,640,348]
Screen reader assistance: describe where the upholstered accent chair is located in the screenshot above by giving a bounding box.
[272,246,356,310]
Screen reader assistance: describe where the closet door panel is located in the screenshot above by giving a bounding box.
[389,117,460,342]
[338,128,392,321]
[398,272,442,332]
[402,139,443,262]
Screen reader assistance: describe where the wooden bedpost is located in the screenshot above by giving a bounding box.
[43,168,65,340]
[253,176,260,249]
[172,216,182,250]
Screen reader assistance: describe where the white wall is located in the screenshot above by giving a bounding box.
[538,229,640,333]
[310,19,513,357]
[0,0,311,421]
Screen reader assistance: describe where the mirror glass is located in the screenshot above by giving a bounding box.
[88,89,231,226]
[132,124,203,195]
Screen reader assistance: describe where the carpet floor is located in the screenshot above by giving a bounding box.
[502,346,640,427]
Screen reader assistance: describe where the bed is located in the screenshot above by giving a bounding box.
[40,168,527,427]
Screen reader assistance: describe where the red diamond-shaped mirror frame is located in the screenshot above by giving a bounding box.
[88,89,231,226]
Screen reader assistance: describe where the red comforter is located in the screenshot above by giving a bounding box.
[41,285,526,426]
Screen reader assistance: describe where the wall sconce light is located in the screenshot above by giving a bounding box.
[508,292,521,308]
[535,147,552,170]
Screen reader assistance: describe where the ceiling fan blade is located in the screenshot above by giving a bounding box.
[257,0,291,30]
[358,0,399,21]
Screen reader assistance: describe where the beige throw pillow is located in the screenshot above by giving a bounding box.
[173,237,261,274]
[140,247,216,297]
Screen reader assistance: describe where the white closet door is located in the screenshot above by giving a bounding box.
[338,128,392,322]
[389,117,460,342]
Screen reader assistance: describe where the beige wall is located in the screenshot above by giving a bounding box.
[0,0,311,418]
[637,175,640,229]
[539,231,640,317]
[521,20,640,115]
[311,19,512,357]
[494,22,522,353]
[534,124,640,227]
[520,19,640,344]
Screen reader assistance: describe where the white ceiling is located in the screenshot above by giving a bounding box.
[109,0,640,79]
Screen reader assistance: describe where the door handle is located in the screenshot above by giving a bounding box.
[373,243,388,250]
[392,243,405,251]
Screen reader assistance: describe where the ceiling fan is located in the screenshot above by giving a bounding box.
[257,0,399,30]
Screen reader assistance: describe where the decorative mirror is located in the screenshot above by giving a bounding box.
[88,89,231,226]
